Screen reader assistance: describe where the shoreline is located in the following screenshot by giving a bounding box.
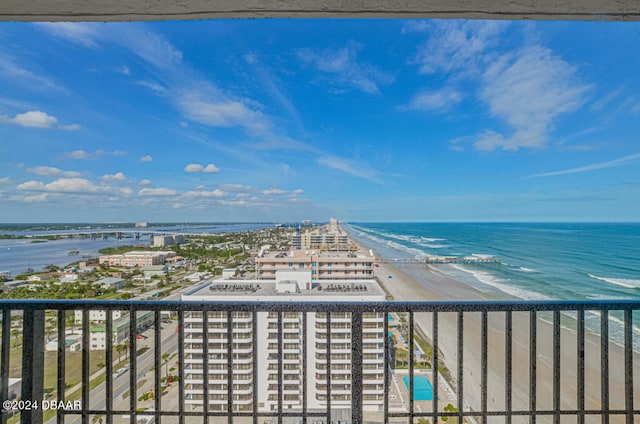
[352,235,640,419]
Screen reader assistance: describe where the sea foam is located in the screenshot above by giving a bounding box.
[588,274,640,289]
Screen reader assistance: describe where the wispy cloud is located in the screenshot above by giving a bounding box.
[413,20,509,76]
[404,87,462,113]
[138,187,177,196]
[317,155,381,183]
[526,152,640,178]
[36,22,101,48]
[0,51,66,93]
[297,41,393,95]
[0,110,80,130]
[27,166,81,178]
[64,149,127,160]
[475,46,590,151]
[139,155,153,162]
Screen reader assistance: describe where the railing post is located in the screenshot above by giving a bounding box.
[20,308,44,424]
[351,311,362,424]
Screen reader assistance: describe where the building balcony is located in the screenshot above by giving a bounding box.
[1,299,639,423]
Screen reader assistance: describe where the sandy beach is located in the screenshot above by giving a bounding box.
[372,257,639,423]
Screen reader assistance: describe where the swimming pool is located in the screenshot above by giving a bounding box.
[402,375,433,401]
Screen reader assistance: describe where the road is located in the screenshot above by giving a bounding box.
[45,320,181,424]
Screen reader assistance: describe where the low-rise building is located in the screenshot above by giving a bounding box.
[99,251,176,267]
[255,249,375,280]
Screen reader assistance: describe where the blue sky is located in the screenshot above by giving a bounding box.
[0,19,639,222]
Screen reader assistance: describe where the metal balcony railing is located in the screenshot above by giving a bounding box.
[0,299,638,424]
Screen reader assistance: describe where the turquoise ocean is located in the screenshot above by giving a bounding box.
[346,222,640,349]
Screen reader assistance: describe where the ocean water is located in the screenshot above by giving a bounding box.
[346,222,640,348]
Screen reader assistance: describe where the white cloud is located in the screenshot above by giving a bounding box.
[317,156,381,183]
[0,177,10,185]
[138,187,177,196]
[184,163,204,173]
[401,20,429,34]
[36,23,101,49]
[64,149,127,160]
[27,166,81,178]
[17,177,100,193]
[185,163,220,173]
[526,152,640,178]
[100,172,126,182]
[297,41,393,95]
[23,193,49,203]
[178,89,268,133]
[139,179,152,185]
[262,188,286,195]
[139,155,153,162]
[292,188,304,195]
[219,184,252,192]
[185,189,226,198]
[203,164,220,173]
[0,111,80,130]
[414,20,509,76]
[118,65,131,75]
[405,88,462,112]
[475,45,590,151]
[65,150,91,159]
[136,80,166,92]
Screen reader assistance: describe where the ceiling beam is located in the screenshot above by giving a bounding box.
[2,0,640,22]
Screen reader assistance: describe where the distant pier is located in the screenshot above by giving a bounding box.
[379,256,501,265]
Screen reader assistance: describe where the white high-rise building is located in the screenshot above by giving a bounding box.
[181,270,386,413]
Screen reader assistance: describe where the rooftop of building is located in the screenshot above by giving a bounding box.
[257,248,374,260]
[101,250,175,257]
[182,278,385,300]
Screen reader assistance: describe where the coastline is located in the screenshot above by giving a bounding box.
[356,237,640,418]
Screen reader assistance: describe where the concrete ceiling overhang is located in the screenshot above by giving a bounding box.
[1,0,640,22]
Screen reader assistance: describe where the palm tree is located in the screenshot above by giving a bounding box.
[11,328,19,348]
[115,343,125,362]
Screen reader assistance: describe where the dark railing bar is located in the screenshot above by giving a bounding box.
[457,311,464,423]
[301,312,307,424]
[252,311,258,424]
[351,311,363,424]
[506,310,513,424]
[105,309,113,424]
[481,310,488,420]
[326,312,332,424]
[178,309,185,424]
[601,309,609,424]
[553,310,561,424]
[383,311,389,424]
[624,309,634,424]
[433,311,439,423]
[0,310,10,424]
[409,312,414,418]
[56,309,66,424]
[128,306,137,424]
[202,309,209,424]
[154,310,162,424]
[82,308,89,424]
[577,309,585,424]
[278,311,283,424]
[530,310,537,424]
[226,311,233,424]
